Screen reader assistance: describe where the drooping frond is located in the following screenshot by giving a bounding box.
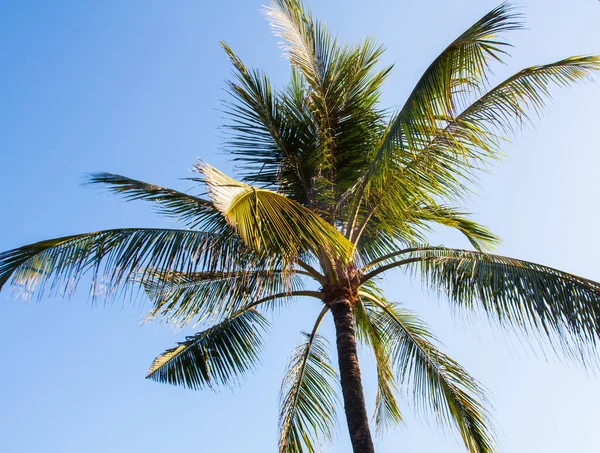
[87,172,227,231]
[146,309,268,390]
[279,309,338,453]
[196,162,353,262]
[0,228,255,301]
[139,268,304,326]
[353,295,402,432]
[413,205,500,252]
[459,56,600,131]
[361,295,496,453]
[375,246,600,363]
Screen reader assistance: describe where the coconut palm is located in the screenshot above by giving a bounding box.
[2,1,600,452]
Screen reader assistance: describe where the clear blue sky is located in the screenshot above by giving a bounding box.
[1,1,599,452]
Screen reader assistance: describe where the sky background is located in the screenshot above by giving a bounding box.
[1,1,599,452]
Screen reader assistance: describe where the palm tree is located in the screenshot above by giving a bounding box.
[2,1,600,452]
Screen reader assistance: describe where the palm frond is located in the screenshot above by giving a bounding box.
[353,201,499,265]
[265,0,331,95]
[413,205,500,252]
[411,56,600,195]
[353,295,402,432]
[265,0,391,214]
[351,55,599,261]
[196,162,353,262]
[87,173,226,230]
[321,38,391,203]
[457,55,600,132]
[138,268,304,326]
[343,3,522,243]
[363,3,522,189]
[279,309,338,453]
[146,309,268,390]
[0,228,255,301]
[362,294,495,453]
[221,42,310,201]
[377,246,600,363]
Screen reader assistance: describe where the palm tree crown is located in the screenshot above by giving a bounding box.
[2,1,600,452]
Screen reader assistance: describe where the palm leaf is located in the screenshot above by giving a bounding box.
[87,172,227,231]
[196,162,353,262]
[362,294,495,453]
[139,268,303,326]
[264,0,336,188]
[344,3,521,240]
[264,0,331,97]
[0,228,256,301]
[221,42,310,202]
[352,56,600,260]
[352,201,499,263]
[353,295,402,432]
[379,247,600,362]
[413,204,500,252]
[409,56,600,198]
[380,2,521,148]
[453,56,600,134]
[146,309,268,390]
[360,3,522,194]
[279,310,338,453]
[265,0,391,214]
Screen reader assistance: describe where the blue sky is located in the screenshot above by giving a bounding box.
[1,1,599,452]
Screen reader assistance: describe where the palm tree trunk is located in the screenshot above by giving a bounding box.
[329,298,375,453]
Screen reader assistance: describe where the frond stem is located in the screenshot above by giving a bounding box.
[296,259,326,284]
[240,290,324,313]
[361,257,427,284]
[361,247,429,272]
[350,206,376,244]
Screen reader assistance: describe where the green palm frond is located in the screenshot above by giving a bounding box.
[265,0,391,213]
[377,247,600,362]
[413,205,500,252]
[146,309,268,390]
[139,268,304,326]
[196,162,353,262]
[279,309,338,453]
[355,230,406,270]
[87,173,227,230]
[344,3,523,245]
[353,296,402,432]
[384,2,521,141]
[352,56,599,261]
[457,56,600,133]
[362,3,522,189]
[0,228,254,300]
[318,38,390,200]
[352,202,498,264]
[221,42,310,201]
[361,294,495,453]
[264,0,336,190]
[411,56,600,196]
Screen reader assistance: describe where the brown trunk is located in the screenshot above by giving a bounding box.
[329,298,375,453]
